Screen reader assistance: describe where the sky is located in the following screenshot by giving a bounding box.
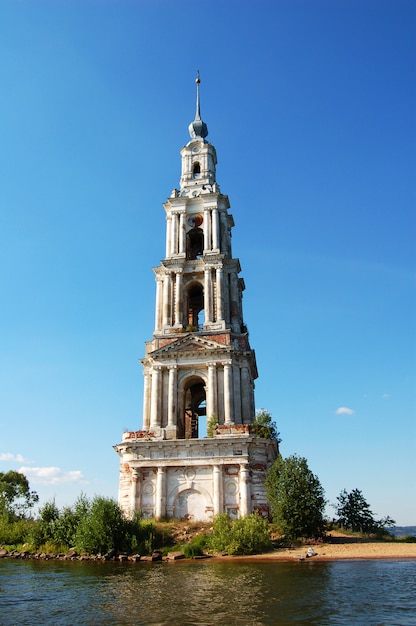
[1,0,415,525]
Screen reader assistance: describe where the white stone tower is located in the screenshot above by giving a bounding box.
[114,77,278,521]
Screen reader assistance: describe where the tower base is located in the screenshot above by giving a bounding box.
[114,435,278,521]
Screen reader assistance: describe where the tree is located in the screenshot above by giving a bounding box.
[251,409,281,442]
[0,471,39,519]
[333,488,395,534]
[265,454,326,540]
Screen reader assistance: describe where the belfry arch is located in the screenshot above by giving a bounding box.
[186,281,204,328]
[179,375,206,439]
[186,227,204,259]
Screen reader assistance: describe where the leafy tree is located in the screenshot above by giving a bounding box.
[334,488,395,534]
[0,471,39,519]
[251,409,281,442]
[265,454,326,540]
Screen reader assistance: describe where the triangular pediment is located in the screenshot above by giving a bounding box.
[150,334,231,358]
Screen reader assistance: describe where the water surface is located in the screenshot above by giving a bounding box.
[0,558,415,625]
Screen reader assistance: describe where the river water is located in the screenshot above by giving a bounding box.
[0,558,415,625]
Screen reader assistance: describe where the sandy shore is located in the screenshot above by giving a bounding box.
[219,535,416,562]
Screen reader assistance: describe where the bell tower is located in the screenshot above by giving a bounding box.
[114,77,277,521]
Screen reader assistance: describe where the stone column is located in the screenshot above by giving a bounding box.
[223,361,233,424]
[207,362,217,421]
[212,208,220,250]
[213,465,222,515]
[230,272,240,332]
[154,276,162,332]
[204,268,212,325]
[179,212,186,255]
[239,465,250,516]
[241,366,251,424]
[166,214,172,258]
[155,466,166,519]
[204,207,211,252]
[171,212,178,255]
[130,468,141,516]
[174,272,182,326]
[163,273,171,327]
[215,267,224,322]
[232,365,242,424]
[142,371,151,429]
[167,365,177,427]
[220,211,228,254]
[150,366,161,427]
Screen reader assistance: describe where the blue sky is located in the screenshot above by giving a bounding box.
[1,0,415,525]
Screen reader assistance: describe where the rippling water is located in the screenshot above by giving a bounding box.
[0,558,415,625]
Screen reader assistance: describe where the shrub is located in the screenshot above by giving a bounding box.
[227,514,272,555]
[75,496,129,554]
[251,409,281,442]
[209,513,272,555]
[0,511,34,546]
[75,498,155,555]
[30,500,61,549]
[209,513,233,552]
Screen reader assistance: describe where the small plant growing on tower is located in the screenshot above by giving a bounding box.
[251,409,281,442]
[207,414,218,438]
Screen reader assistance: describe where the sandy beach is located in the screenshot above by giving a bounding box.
[219,533,416,562]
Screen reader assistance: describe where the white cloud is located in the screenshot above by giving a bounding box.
[335,407,355,415]
[382,393,390,399]
[0,452,29,463]
[18,466,86,486]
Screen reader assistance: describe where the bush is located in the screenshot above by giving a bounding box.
[209,513,233,553]
[209,513,272,555]
[0,511,34,546]
[251,409,281,442]
[227,514,272,555]
[75,497,155,555]
[182,542,204,558]
[30,500,61,549]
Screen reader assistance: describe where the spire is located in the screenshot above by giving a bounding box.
[188,71,208,139]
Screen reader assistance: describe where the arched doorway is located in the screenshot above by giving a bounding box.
[179,376,206,439]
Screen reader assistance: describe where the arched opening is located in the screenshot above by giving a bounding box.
[179,376,206,439]
[186,282,203,329]
[192,161,201,177]
[186,227,204,260]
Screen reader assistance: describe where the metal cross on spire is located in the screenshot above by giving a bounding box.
[188,71,208,139]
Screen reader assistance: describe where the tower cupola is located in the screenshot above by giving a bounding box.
[179,75,217,196]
